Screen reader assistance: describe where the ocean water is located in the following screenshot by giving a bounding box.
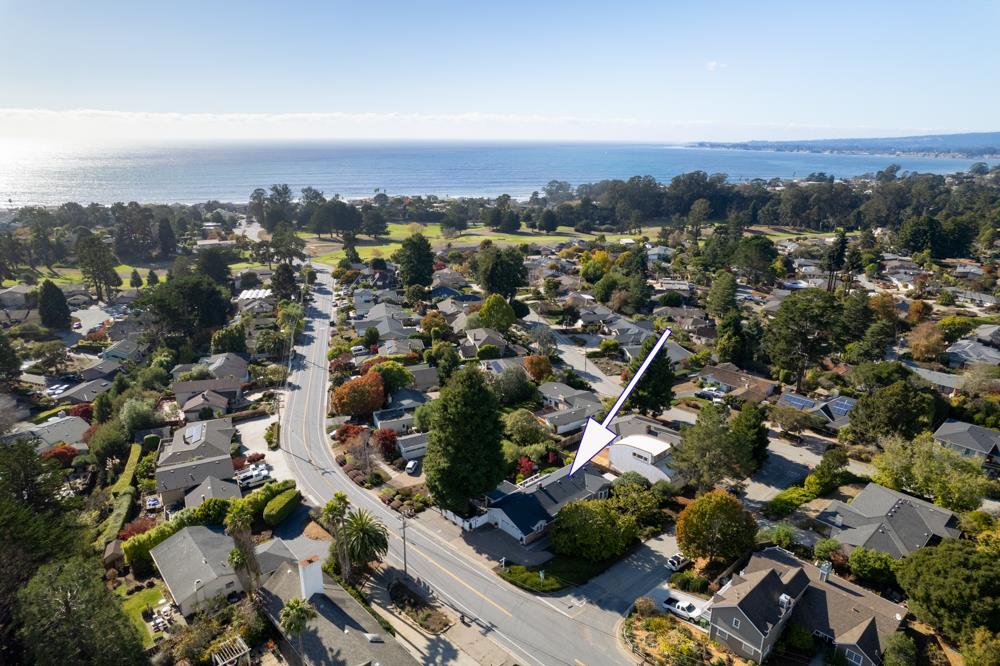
[0,141,983,207]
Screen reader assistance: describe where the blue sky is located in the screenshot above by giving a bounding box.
[1,0,997,143]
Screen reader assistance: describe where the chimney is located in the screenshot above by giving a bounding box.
[298,555,323,600]
[819,560,833,583]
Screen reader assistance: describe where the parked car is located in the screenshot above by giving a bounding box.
[665,554,691,571]
[237,470,270,489]
[405,460,420,475]
[696,387,726,400]
[72,321,82,329]
[663,596,700,621]
[350,345,367,357]
[235,463,267,480]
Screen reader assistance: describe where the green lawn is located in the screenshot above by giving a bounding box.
[24,263,165,287]
[498,555,608,593]
[309,222,663,266]
[119,584,167,648]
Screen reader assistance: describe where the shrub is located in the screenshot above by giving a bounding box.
[119,516,157,541]
[783,623,815,652]
[814,538,841,561]
[41,444,78,467]
[263,488,302,527]
[264,422,280,450]
[477,344,501,360]
[111,444,143,496]
[764,485,816,518]
[243,479,296,519]
[669,570,709,594]
[95,486,135,548]
[247,452,265,464]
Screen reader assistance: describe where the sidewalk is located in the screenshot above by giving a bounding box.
[367,573,517,666]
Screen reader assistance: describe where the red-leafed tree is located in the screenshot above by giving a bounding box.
[522,355,552,382]
[67,403,94,422]
[517,455,535,477]
[41,444,78,467]
[119,516,157,541]
[332,372,385,417]
[335,423,366,443]
[374,428,399,460]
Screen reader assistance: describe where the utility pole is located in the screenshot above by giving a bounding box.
[399,515,408,577]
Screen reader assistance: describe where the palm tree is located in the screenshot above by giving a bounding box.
[279,597,317,660]
[224,500,261,591]
[320,493,351,582]
[343,509,389,575]
[228,547,250,594]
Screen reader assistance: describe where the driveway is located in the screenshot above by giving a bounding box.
[235,413,294,483]
[58,304,114,345]
[742,431,873,507]
[642,580,712,624]
[523,312,622,397]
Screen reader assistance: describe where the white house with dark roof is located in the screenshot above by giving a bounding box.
[818,483,961,559]
[482,464,611,544]
[605,414,683,487]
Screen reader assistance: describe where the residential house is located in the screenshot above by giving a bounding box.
[172,377,243,421]
[171,353,250,383]
[431,267,467,290]
[378,338,425,356]
[60,378,114,404]
[699,363,779,404]
[155,419,236,505]
[604,317,652,346]
[397,431,428,461]
[606,415,683,488]
[710,547,904,665]
[575,304,617,328]
[407,363,440,392]
[460,328,509,359]
[150,526,296,617]
[436,295,480,319]
[775,392,857,432]
[974,324,1000,348]
[537,382,603,434]
[479,357,525,376]
[101,335,148,363]
[818,483,961,559]
[483,464,611,544]
[372,388,429,434]
[22,415,91,452]
[184,476,242,510]
[79,358,122,382]
[933,419,1000,475]
[259,556,418,666]
[944,338,1000,367]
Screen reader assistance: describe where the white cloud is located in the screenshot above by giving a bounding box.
[705,61,727,72]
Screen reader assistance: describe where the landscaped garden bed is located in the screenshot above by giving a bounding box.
[497,554,608,593]
[389,580,451,634]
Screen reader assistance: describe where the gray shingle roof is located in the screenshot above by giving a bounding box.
[489,464,610,536]
[933,419,1000,457]
[820,483,960,559]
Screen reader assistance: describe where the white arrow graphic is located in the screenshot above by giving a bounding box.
[569,327,672,476]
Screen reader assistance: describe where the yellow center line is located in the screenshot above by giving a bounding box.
[407,541,513,618]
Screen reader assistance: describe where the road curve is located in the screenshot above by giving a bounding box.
[278,266,634,666]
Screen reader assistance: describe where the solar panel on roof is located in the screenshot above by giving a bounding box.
[829,397,856,418]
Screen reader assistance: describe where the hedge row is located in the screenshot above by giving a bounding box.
[263,489,301,527]
[244,479,296,518]
[110,443,143,496]
[122,497,231,574]
[123,478,297,574]
[230,407,267,423]
[94,486,135,548]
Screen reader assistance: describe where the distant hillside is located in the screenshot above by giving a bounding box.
[693,131,1000,158]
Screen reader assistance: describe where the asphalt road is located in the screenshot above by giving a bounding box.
[279,266,642,666]
[523,313,622,398]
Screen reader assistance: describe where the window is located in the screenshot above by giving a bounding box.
[844,649,864,665]
[716,628,730,642]
[732,618,741,629]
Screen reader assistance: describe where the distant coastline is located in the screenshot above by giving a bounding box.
[690,130,1000,159]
